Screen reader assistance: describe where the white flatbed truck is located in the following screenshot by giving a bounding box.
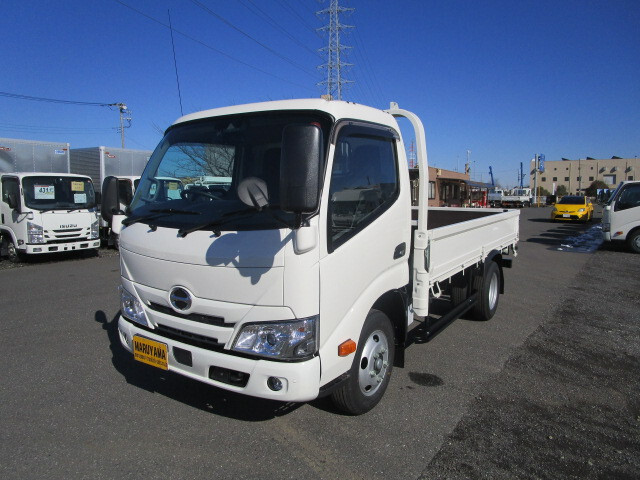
[105,99,519,414]
[602,180,640,253]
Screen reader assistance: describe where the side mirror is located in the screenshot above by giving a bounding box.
[94,191,102,205]
[280,124,323,214]
[101,176,119,224]
[7,192,20,213]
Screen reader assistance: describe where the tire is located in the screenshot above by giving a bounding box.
[627,230,640,254]
[450,271,468,306]
[472,261,500,321]
[7,240,27,263]
[331,309,394,415]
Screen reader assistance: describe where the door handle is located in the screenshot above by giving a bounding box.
[393,242,406,259]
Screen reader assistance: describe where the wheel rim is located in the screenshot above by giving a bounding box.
[8,242,17,259]
[488,271,499,310]
[633,235,640,250]
[358,329,390,397]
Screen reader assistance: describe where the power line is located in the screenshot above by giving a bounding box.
[188,0,317,78]
[114,0,315,92]
[351,26,385,107]
[167,9,184,116]
[0,91,117,107]
[277,0,323,39]
[239,0,321,59]
[0,122,114,134]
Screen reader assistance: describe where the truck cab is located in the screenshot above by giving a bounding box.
[602,181,640,252]
[0,172,100,261]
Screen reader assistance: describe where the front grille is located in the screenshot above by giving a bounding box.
[156,323,224,351]
[148,302,227,327]
[50,233,83,239]
[52,228,83,233]
[43,237,89,244]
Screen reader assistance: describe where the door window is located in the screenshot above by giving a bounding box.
[328,124,399,251]
[2,177,19,205]
[614,184,640,211]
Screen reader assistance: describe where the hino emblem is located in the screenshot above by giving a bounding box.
[170,287,192,312]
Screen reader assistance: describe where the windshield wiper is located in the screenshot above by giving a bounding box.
[122,208,200,227]
[177,207,257,237]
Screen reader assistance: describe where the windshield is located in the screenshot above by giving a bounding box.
[22,176,96,210]
[129,111,332,231]
[606,183,624,206]
[558,196,585,205]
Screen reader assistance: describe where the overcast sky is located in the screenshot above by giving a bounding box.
[1,0,638,187]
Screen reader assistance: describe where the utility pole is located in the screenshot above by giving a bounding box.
[467,149,471,179]
[533,155,538,206]
[115,103,131,148]
[317,0,354,100]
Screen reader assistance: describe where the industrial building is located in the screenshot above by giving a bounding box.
[530,157,639,195]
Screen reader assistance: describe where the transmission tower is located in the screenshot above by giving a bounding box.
[317,0,354,100]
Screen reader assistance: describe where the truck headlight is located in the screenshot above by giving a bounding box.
[232,316,318,360]
[90,220,99,239]
[27,222,45,244]
[119,286,148,327]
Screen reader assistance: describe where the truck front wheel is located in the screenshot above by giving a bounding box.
[7,240,27,263]
[627,230,640,254]
[472,261,500,321]
[331,309,395,415]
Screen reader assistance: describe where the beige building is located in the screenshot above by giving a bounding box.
[410,167,491,207]
[530,157,639,195]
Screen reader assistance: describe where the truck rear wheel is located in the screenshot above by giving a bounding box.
[331,309,394,415]
[472,261,500,321]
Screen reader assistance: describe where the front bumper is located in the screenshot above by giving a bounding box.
[118,316,321,402]
[551,212,587,221]
[26,239,100,254]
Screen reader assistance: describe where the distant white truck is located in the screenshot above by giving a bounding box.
[488,188,505,207]
[602,181,640,253]
[104,99,520,414]
[0,138,99,262]
[70,147,151,246]
[500,188,532,208]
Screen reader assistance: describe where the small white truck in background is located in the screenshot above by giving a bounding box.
[105,99,519,414]
[488,188,505,207]
[602,180,640,253]
[500,188,532,208]
[70,146,151,246]
[0,138,100,262]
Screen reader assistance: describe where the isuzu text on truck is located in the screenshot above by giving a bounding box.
[0,138,100,262]
[104,99,519,414]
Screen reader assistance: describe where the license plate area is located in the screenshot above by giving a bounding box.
[133,335,169,370]
[562,214,570,217]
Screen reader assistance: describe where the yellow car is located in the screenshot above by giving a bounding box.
[551,195,594,222]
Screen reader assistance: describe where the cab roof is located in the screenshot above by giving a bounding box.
[171,98,398,131]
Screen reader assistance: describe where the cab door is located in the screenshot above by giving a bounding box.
[613,183,640,237]
[318,122,410,383]
[1,176,22,241]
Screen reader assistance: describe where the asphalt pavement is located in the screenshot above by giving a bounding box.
[0,206,638,480]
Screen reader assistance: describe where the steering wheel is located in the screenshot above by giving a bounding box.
[180,188,222,201]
